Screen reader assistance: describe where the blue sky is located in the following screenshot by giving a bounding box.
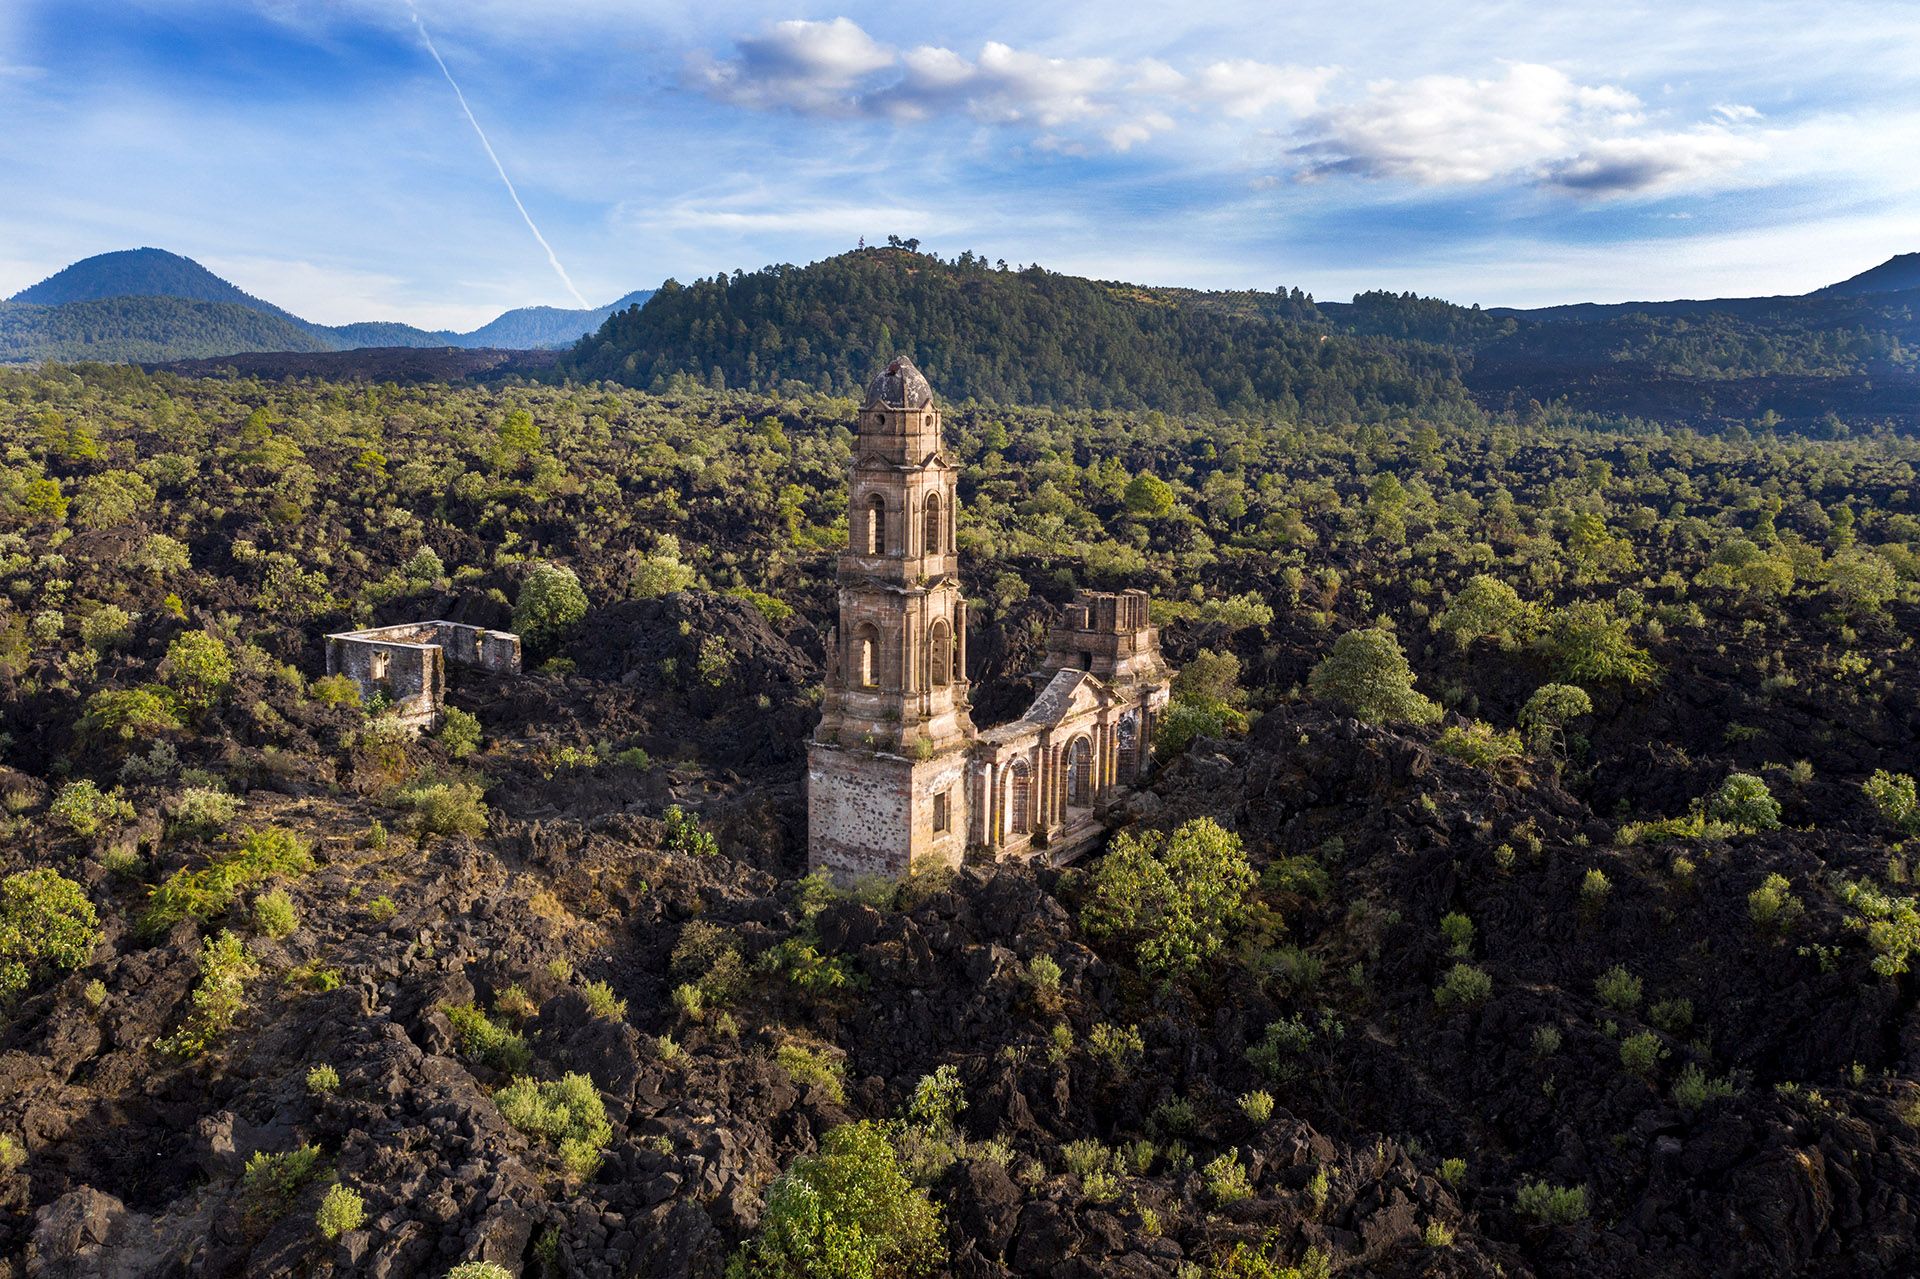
[2,0,1916,328]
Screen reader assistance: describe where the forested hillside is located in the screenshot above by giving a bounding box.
[559,248,1475,421]
[0,297,332,364]
[561,247,1920,432]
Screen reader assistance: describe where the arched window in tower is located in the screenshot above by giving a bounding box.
[853,623,881,688]
[864,494,887,555]
[1117,712,1140,780]
[924,491,943,555]
[1008,759,1032,835]
[1066,735,1093,808]
[928,619,951,688]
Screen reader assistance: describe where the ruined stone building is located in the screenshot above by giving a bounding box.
[808,357,1172,880]
[324,621,521,731]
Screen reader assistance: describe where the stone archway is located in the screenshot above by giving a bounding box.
[1009,759,1032,835]
[1065,735,1093,808]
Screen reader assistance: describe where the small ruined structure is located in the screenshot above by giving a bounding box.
[808,357,1171,880]
[324,621,521,730]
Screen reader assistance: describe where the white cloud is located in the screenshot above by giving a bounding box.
[1190,59,1336,119]
[689,17,893,114]
[1287,62,1766,196]
[689,17,1329,153]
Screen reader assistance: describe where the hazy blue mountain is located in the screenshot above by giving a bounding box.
[460,291,654,350]
[3,248,656,361]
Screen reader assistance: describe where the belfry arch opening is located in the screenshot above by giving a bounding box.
[924,492,943,555]
[853,624,881,688]
[864,494,887,555]
[928,619,952,688]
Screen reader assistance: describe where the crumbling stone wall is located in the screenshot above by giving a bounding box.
[324,621,521,732]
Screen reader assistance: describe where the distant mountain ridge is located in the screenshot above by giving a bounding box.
[2,248,654,363]
[1815,253,1920,298]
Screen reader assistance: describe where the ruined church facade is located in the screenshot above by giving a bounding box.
[808,357,1171,880]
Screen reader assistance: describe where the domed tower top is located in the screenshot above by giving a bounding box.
[863,355,935,410]
[857,355,942,463]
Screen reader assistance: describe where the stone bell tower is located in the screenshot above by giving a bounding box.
[808,357,973,879]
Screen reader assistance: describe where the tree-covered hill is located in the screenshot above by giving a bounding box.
[0,296,332,364]
[557,247,1476,421]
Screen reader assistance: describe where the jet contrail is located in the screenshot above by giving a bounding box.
[403,1,591,308]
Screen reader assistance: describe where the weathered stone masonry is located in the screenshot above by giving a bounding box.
[807,357,1172,881]
[323,621,521,731]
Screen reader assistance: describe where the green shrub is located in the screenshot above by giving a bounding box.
[438,707,483,760]
[1246,1015,1316,1081]
[1081,817,1254,981]
[1439,912,1475,958]
[1239,1090,1274,1123]
[1307,627,1441,725]
[310,674,363,709]
[156,930,257,1057]
[1620,1030,1667,1078]
[1531,1025,1563,1057]
[50,780,135,836]
[1435,721,1524,769]
[909,1065,966,1134]
[0,1133,23,1173]
[253,890,297,939]
[397,781,488,838]
[1519,683,1593,759]
[168,785,242,836]
[1707,773,1781,832]
[82,686,183,740]
[159,630,233,710]
[443,1003,532,1073]
[1433,962,1491,1009]
[1439,1156,1466,1187]
[512,561,589,648]
[661,805,719,857]
[1672,1063,1737,1110]
[1594,965,1642,1012]
[446,1266,515,1279]
[1837,880,1920,975]
[1648,997,1694,1035]
[1863,771,1919,835]
[1434,575,1531,650]
[1204,1152,1254,1205]
[1087,1022,1145,1075]
[1514,1179,1588,1225]
[1541,602,1655,687]
[1580,868,1612,906]
[242,1142,322,1216]
[306,1063,341,1094]
[776,1041,847,1103]
[1748,873,1804,932]
[494,1072,613,1181]
[0,869,100,1001]
[315,1183,365,1238]
[727,1121,944,1279]
[141,826,314,936]
[581,979,627,1020]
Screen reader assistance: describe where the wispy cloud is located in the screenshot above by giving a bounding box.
[689,17,1332,153]
[1289,62,1763,195]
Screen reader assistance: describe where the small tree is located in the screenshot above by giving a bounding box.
[512,561,589,649]
[1519,683,1592,764]
[1707,773,1781,832]
[1434,575,1530,650]
[0,869,101,1001]
[1122,473,1176,518]
[1081,817,1255,981]
[1308,627,1441,726]
[159,631,234,711]
[728,1121,944,1279]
